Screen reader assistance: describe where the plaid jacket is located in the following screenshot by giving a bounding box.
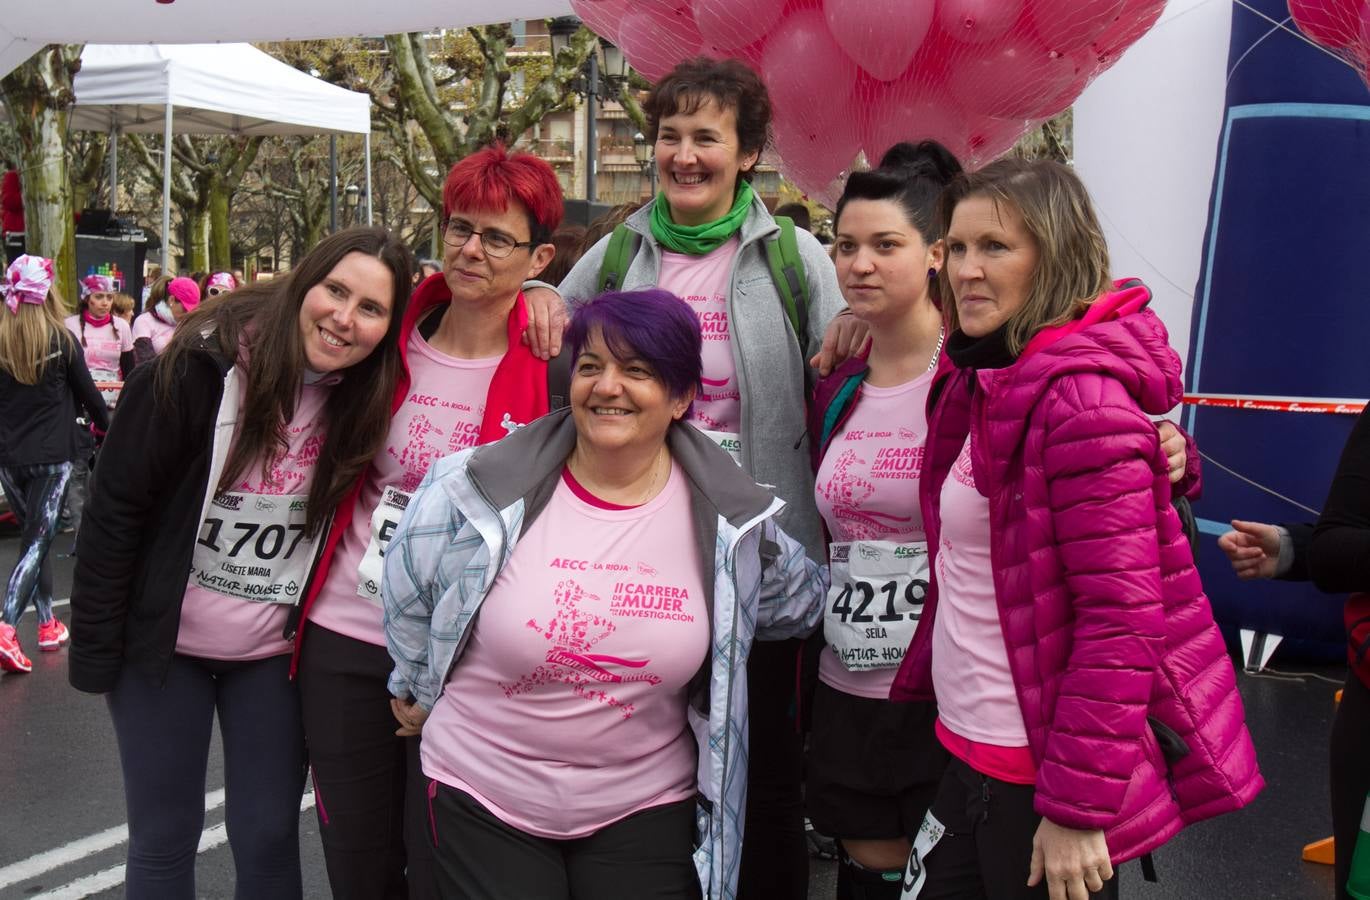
[383,409,824,899]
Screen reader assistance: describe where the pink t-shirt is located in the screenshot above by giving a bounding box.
[813,374,931,698]
[931,433,1029,749]
[132,309,177,355]
[176,373,332,661]
[657,239,741,436]
[64,314,132,377]
[422,463,709,839]
[308,328,500,646]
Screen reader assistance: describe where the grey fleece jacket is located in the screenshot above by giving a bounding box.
[557,195,845,558]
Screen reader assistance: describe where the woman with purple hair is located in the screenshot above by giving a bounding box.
[382,287,824,899]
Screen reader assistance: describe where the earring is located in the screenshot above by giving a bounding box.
[927,267,937,280]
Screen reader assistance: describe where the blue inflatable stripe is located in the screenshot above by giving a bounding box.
[1186,101,1370,436]
[1195,517,1229,537]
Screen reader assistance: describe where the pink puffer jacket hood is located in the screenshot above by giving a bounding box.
[891,281,1262,863]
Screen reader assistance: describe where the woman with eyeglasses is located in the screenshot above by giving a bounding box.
[293,143,568,899]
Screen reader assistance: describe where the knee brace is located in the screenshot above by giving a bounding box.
[835,852,905,900]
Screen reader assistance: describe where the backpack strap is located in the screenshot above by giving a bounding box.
[546,345,572,411]
[765,215,810,350]
[597,224,640,293]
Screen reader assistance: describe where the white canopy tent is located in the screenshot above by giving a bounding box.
[0,1,573,80]
[72,43,372,265]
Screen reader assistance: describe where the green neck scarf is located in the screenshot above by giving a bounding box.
[650,181,755,256]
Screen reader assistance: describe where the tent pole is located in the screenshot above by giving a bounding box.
[329,135,338,234]
[107,124,119,210]
[364,133,373,226]
[162,105,172,271]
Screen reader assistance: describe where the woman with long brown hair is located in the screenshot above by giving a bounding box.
[0,255,109,673]
[70,226,415,898]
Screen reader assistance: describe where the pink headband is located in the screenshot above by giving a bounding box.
[80,274,115,298]
[3,255,54,315]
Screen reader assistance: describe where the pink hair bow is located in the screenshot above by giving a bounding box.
[3,255,54,315]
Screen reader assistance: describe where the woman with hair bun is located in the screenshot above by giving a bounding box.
[803,141,962,900]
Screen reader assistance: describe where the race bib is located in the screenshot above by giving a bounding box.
[901,810,946,898]
[190,492,313,604]
[702,429,743,467]
[90,367,121,408]
[356,485,412,605]
[824,540,929,671]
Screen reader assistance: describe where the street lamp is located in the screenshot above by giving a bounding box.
[633,131,657,198]
[344,184,360,226]
[547,17,632,203]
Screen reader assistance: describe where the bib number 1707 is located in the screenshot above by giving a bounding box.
[198,518,309,562]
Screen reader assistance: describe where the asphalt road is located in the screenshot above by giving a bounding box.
[0,530,1341,899]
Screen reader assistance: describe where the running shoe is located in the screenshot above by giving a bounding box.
[37,618,70,651]
[0,623,32,673]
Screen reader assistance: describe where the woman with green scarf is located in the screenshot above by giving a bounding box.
[549,56,846,900]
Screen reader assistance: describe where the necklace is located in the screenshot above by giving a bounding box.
[927,326,946,374]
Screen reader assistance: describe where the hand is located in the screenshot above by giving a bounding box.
[521,286,567,360]
[1217,520,1282,580]
[390,697,431,737]
[1028,820,1113,900]
[809,310,870,377]
[1156,420,1186,484]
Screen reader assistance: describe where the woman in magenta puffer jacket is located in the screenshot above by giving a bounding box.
[889,159,1262,900]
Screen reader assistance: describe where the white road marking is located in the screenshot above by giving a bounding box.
[4,791,313,899]
[0,790,225,889]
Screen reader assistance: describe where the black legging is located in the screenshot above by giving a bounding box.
[1331,672,1370,900]
[0,462,70,625]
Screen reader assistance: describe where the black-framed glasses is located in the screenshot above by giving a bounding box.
[441,218,536,258]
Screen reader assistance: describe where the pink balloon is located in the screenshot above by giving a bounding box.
[860,83,969,164]
[822,0,936,81]
[760,10,858,114]
[1027,0,1125,52]
[966,118,1024,166]
[691,0,786,51]
[945,31,1059,120]
[1289,0,1361,49]
[772,106,862,207]
[1090,0,1166,65]
[570,0,633,41]
[938,0,1025,45]
[617,3,703,82]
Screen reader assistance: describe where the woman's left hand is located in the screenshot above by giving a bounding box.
[1157,420,1186,484]
[1027,819,1114,900]
[390,697,431,737]
[521,286,568,360]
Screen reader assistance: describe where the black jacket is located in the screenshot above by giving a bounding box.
[0,334,109,467]
[70,346,232,693]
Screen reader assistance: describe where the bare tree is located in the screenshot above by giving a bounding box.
[126,134,264,271]
[1,44,83,301]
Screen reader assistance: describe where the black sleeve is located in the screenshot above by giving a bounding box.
[1309,408,1370,593]
[69,355,217,692]
[119,349,136,381]
[65,341,110,433]
[1277,521,1314,582]
[132,336,157,370]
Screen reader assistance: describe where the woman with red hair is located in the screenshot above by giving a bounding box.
[295,143,567,898]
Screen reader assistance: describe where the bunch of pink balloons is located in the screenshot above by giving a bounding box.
[1288,0,1370,84]
[571,0,1166,205]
